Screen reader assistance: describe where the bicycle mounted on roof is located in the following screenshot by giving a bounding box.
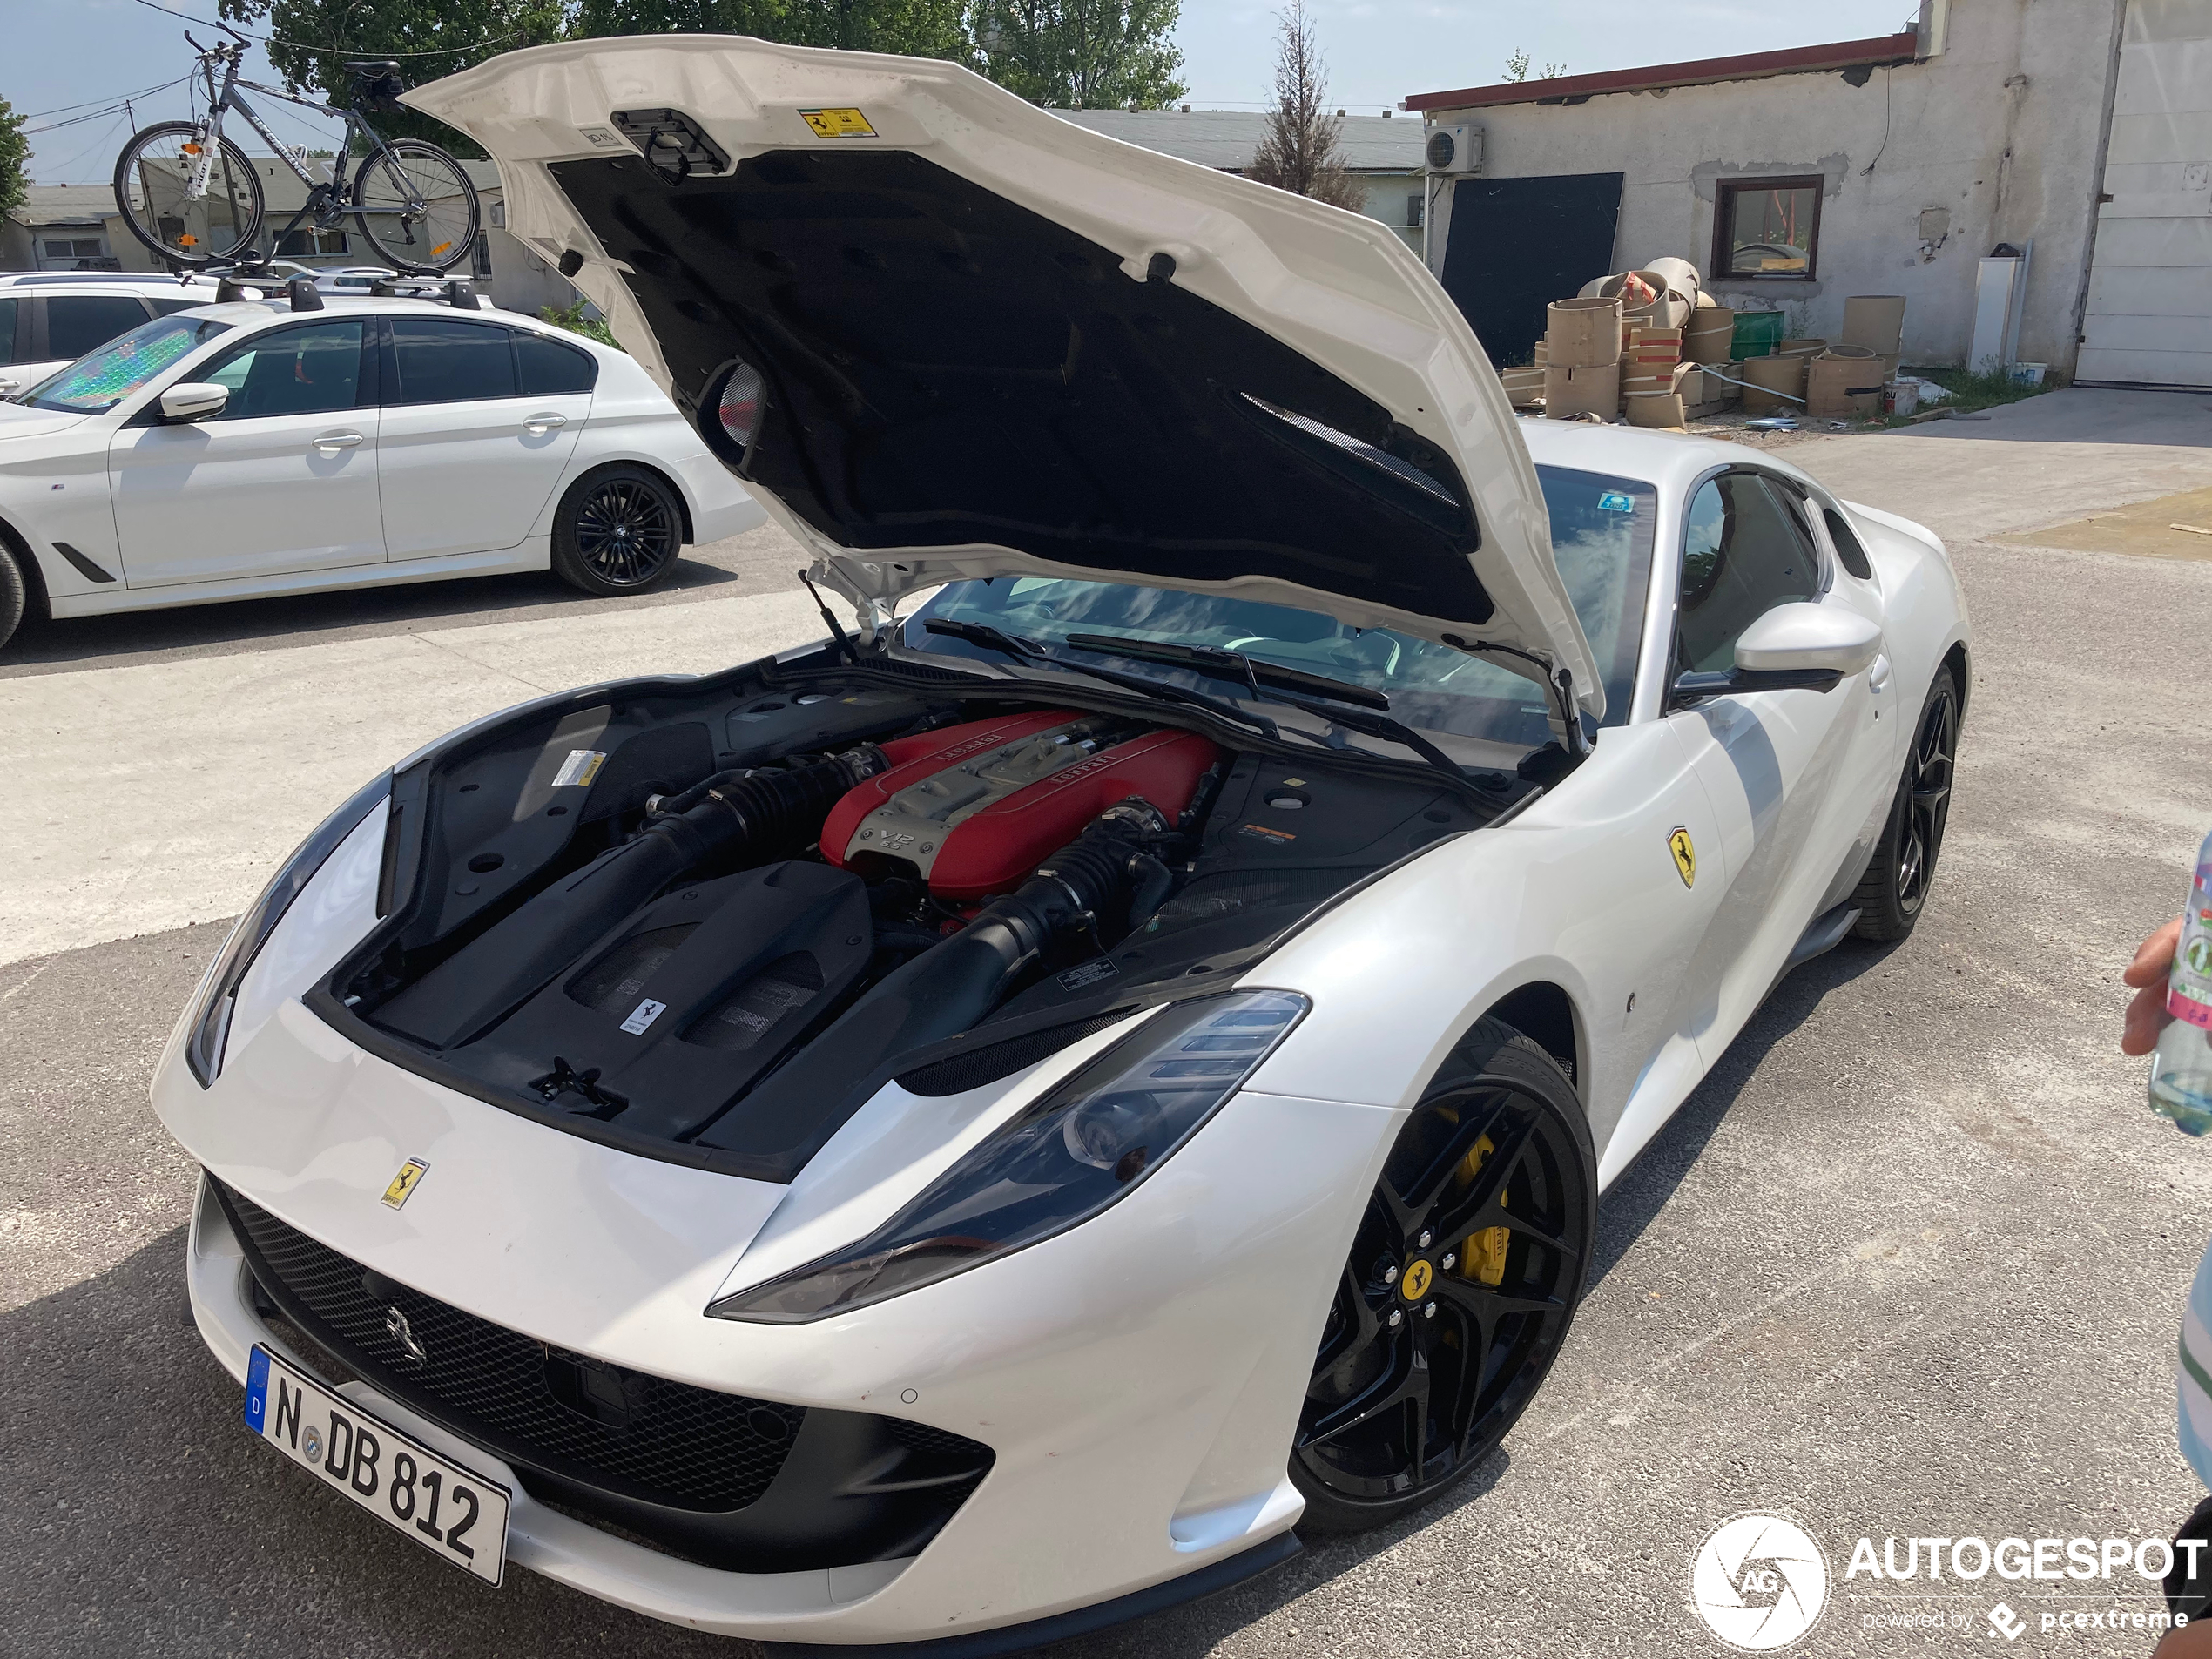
[112,21,481,277]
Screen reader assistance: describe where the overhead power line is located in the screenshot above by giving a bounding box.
[124,0,529,57]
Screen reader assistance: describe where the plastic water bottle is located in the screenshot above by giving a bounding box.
[2152,833,2212,1135]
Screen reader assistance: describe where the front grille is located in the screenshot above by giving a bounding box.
[213,1179,800,1513]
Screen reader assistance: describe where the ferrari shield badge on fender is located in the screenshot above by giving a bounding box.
[381,1157,429,1210]
[1669,827,1696,888]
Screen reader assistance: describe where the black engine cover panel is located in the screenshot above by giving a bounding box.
[444,861,872,1142]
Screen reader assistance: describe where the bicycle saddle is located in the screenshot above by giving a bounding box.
[344,59,401,77]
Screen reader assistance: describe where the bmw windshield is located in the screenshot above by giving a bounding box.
[24,314,231,415]
[907,463,1656,752]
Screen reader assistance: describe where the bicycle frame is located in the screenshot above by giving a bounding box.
[185,44,426,229]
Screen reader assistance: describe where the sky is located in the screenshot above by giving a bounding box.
[10,0,1925,184]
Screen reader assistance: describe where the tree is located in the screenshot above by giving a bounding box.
[575,0,969,60]
[0,98,28,224]
[971,0,1186,111]
[1501,48,1564,83]
[216,0,568,156]
[1246,1,1361,212]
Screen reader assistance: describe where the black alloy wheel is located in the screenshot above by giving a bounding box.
[1292,1019,1594,1533]
[552,465,683,597]
[1851,665,1960,941]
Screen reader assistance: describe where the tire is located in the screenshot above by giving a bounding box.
[352,139,480,274]
[0,546,25,656]
[1291,1017,1595,1534]
[550,465,685,596]
[1851,664,1960,941]
[112,123,264,267]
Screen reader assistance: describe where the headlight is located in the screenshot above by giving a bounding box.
[181,772,392,1086]
[708,988,1309,1324]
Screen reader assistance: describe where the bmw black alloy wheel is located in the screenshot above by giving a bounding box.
[1295,1047,1590,1518]
[574,477,678,587]
[1897,675,1959,914]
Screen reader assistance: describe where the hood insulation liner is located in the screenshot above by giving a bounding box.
[550,148,1495,626]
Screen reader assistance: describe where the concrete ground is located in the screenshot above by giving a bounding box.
[8,387,2212,1657]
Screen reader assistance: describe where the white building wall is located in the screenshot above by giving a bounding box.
[1423,0,2127,373]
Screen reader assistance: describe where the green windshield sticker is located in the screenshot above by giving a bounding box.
[1598,491,1635,513]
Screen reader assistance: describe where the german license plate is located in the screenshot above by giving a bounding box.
[244,1345,509,1585]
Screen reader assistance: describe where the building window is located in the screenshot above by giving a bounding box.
[1712,176,1824,279]
[276,227,350,257]
[1406,191,1425,228]
[43,237,106,260]
[471,232,494,281]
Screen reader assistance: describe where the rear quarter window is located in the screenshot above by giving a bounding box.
[515,329,597,395]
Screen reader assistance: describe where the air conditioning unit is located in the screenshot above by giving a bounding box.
[1425,123,1483,176]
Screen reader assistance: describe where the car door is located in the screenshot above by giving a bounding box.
[1663,469,1888,1049]
[107,316,385,588]
[375,317,589,563]
[0,297,25,399]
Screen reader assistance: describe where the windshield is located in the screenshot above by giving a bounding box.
[906,463,1656,751]
[24,315,232,414]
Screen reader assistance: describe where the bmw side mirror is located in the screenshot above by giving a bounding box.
[1670,603,1883,704]
[159,382,229,423]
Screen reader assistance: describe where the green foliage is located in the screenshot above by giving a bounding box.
[1912,364,2064,414]
[0,97,28,223]
[216,0,567,157]
[1501,49,1562,83]
[575,0,969,59]
[540,298,621,348]
[972,0,1186,111]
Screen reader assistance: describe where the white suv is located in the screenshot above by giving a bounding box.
[0,272,219,399]
[0,286,764,651]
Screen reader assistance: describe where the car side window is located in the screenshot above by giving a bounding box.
[47,295,156,361]
[196,320,368,420]
[1676,473,1821,674]
[0,298,20,366]
[147,298,207,318]
[391,318,518,404]
[514,329,597,395]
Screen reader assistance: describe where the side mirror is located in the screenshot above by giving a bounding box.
[159,382,229,423]
[1671,603,1883,703]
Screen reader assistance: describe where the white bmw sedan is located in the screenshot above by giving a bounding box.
[0,288,765,651]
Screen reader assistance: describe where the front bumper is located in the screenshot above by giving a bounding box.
[165,1028,1396,1646]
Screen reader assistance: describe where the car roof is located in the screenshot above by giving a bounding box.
[1517,417,1825,500]
[0,272,196,292]
[181,293,617,352]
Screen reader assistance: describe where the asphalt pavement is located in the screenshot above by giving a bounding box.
[10,389,2212,1658]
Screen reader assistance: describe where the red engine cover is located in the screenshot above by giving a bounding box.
[823,711,1220,900]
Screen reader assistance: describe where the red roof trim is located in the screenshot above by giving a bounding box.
[1404,32,1920,114]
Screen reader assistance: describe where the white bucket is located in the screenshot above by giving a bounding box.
[2009,361,2047,388]
[1885,380,1919,418]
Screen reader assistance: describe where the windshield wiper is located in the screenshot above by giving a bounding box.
[1062,633,1392,711]
[1063,631,1492,794]
[918,618,1283,742]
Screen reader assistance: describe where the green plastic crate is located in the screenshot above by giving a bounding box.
[1731,311,1784,361]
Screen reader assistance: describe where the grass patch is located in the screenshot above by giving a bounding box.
[1907,364,2065,415]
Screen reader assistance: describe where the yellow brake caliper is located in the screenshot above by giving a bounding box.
[1454,1134,1511,1287]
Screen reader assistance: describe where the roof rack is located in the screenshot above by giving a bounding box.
[368,274,486,310]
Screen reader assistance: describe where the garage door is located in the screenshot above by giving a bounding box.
[2078,0,2212,388]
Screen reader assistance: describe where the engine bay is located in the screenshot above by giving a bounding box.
[321,654,1517,1183]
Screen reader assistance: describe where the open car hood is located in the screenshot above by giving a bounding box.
[410,37,1602,715]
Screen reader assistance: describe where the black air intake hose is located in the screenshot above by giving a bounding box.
[378,746,887,1050]
[695,802,1167,1157]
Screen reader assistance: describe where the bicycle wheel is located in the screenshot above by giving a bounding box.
[112,122,263,267]
[352,139,479,274]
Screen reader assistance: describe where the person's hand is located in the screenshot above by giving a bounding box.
[2125,916,2185,1055]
